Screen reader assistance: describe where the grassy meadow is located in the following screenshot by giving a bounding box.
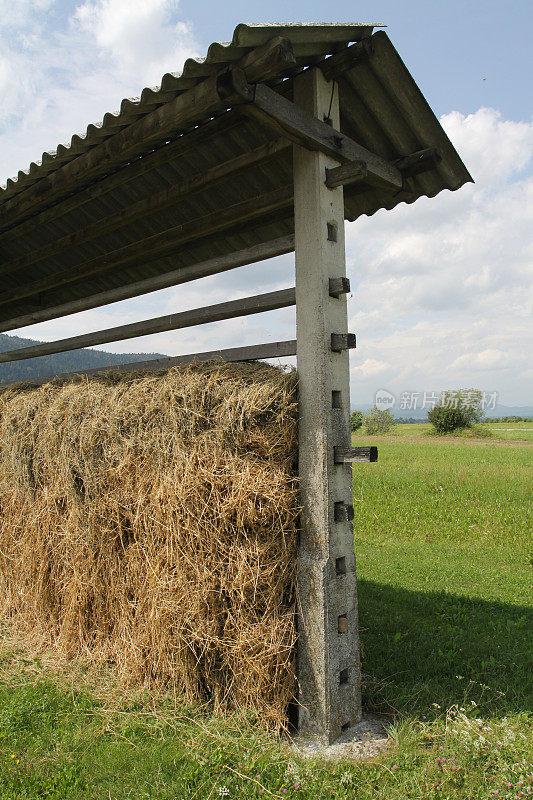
[0,424,531,799]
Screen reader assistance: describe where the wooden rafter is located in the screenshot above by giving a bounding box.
[0,140,290,280]
[0,236,295,333]
[0,187,293,308]
[0,36,296,229]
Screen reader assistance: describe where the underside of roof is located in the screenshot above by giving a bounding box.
[0,23,472,333]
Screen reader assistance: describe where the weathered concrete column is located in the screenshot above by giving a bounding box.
[294,67,361,744]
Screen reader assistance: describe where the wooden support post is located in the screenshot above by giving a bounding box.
[293,67,362,744]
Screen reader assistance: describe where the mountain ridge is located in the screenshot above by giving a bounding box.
[0,333,164,384]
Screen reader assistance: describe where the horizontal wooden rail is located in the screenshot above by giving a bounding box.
[0,236,295,333]
[0,288,296,364]
[0,340,297,390]
[0,186,293,309]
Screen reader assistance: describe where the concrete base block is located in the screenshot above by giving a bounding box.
[290,713,392,762]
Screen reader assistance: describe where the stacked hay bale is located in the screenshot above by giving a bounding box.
[0,362,299,729]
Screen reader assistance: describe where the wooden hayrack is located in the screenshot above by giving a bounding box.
[0,23,471,744]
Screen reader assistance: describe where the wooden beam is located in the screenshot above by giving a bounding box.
[395,147,442,177]
[319,38,375,81]
[0,288,296,363]
[0,236,295,333]
[0,340,298,390]
[334,446,378,463]
[325,160,367,189]
[0,36,296,227]
[0,139,290,280]
[328,277,350,298]
[235,24,376,48]
[330,332,356,352]
[233,35,297,83]
[0,186,293,308]
[239,80,403,189]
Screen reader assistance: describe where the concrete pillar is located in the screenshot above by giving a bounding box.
[293,67,362,744]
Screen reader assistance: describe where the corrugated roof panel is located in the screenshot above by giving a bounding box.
[0,22,378,200]
[0,24,472,333]
[340,31,472,220]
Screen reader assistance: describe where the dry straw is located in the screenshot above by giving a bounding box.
[0,362,299,729]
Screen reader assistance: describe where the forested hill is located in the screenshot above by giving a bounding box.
[0,333,164,384]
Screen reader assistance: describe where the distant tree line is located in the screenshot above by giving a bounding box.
[482,416,532,423]
[0,333,164,384]
[351,408,394,434]
[351,395,532,437]
[352,412,424,428]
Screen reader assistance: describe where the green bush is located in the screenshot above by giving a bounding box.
[350,410,363,431]
[428,389,484,434]
[363,406,394,434]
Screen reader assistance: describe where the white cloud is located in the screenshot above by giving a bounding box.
[73,0,196,85]
[443,107,533,185]
[351,359,390,378]
[450,349,522,372]
[344,107,533,405]
[0,0,198,185]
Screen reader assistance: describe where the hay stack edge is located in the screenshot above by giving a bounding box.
[0,362,299,729]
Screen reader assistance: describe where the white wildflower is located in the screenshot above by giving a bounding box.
[285,761,301,783]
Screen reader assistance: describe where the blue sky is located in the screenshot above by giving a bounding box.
[0,1,532,407]
[183,0,532,123]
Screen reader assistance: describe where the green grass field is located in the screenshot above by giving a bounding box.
[0,424,531,799]
[374,421,533,442]
[351,426,532,720]
[484,422,533,442]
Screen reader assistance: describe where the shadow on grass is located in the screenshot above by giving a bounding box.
[358,580,533,718]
